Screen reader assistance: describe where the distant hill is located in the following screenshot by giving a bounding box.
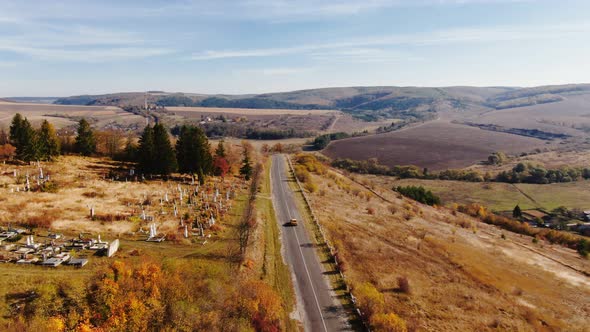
[52,84,590,122]
[5,97,60,104]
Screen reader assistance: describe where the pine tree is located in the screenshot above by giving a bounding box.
[175,125,212,175]
[513,204,522,218]
[215,140,226,158]
[138,125,155,173]
[152,123,177,175]
[9,113,25,158]
[197,167,205,185]
[9,114,38,162]
[240,152,253,181]
[38,120,60,160]
[75,118,96,156]
[21,119,39,162]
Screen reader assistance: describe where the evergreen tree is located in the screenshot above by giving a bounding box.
[215,140,226,158]
[9,113,25,158]
[513,204,522,218]
[21,119,40,162]
[175,125,212,175]
[152,123,177,175]
[75,118,96,156]
[9,114,38,162]
[38,120,60,160]
[240,151,253,180]
[138,125,156,173]
[197,167,205,185]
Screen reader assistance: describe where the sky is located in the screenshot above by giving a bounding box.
[1,0,589,96]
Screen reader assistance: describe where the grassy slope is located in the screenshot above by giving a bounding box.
[366,175,590,212]
[303,167,590,331]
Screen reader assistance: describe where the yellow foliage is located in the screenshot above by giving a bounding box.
[371,312,407,332]
[355,282,385,319]
[46,316,66,332]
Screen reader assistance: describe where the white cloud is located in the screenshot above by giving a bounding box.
[240,67,315,76]
[190,21,590,61]
[0,44,173,62]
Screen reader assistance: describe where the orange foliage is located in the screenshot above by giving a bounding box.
[0,143,16,159]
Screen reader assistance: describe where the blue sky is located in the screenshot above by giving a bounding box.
[1,0,589,96]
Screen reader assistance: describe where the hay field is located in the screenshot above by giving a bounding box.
[304,167,590,330]
[0,101,145,130]
[323,120,546,170]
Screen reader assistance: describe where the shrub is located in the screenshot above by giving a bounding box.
[355,282,384,320]
[388,205,397,215]
[371,313,407,332]
[366,207,375,215]
[39,181,59,193]
[304,181,318,193]
[577,239,589,258]
[394,186,440,206]
[397,276,411,294]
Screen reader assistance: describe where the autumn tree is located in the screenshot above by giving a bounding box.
[0,128,8,145]
[0,143,16,160]
[75,118,96,156]
[96,129,124,158]
[38,120,60,160]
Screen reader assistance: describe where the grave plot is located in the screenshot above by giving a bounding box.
[0,230,119,267]
[0,156,247,255]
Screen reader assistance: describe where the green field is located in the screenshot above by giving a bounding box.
[375,177,590,212]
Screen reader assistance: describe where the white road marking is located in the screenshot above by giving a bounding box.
[275,157,329,332]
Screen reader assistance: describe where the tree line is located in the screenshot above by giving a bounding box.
[135,123,252,180]
[332,158,590,184]
[4,113,96,162]
[3,114,253,181]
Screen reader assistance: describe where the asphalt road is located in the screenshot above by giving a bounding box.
[271,154,351,332]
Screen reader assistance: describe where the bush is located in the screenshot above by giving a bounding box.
[39,181,59,193]
[371,313,407,332]
[577,239,589,258]
[355,282,384,320]
[394,185,440,206]
[397,276,411,294]
[304,181,318,193]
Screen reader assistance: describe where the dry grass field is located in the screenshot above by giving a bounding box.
[302,165,590,331]
[0,101,145,131]
[323,120,546,171]
[365,176,590,212]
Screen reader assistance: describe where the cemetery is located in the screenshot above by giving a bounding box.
[0,155,245,270]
